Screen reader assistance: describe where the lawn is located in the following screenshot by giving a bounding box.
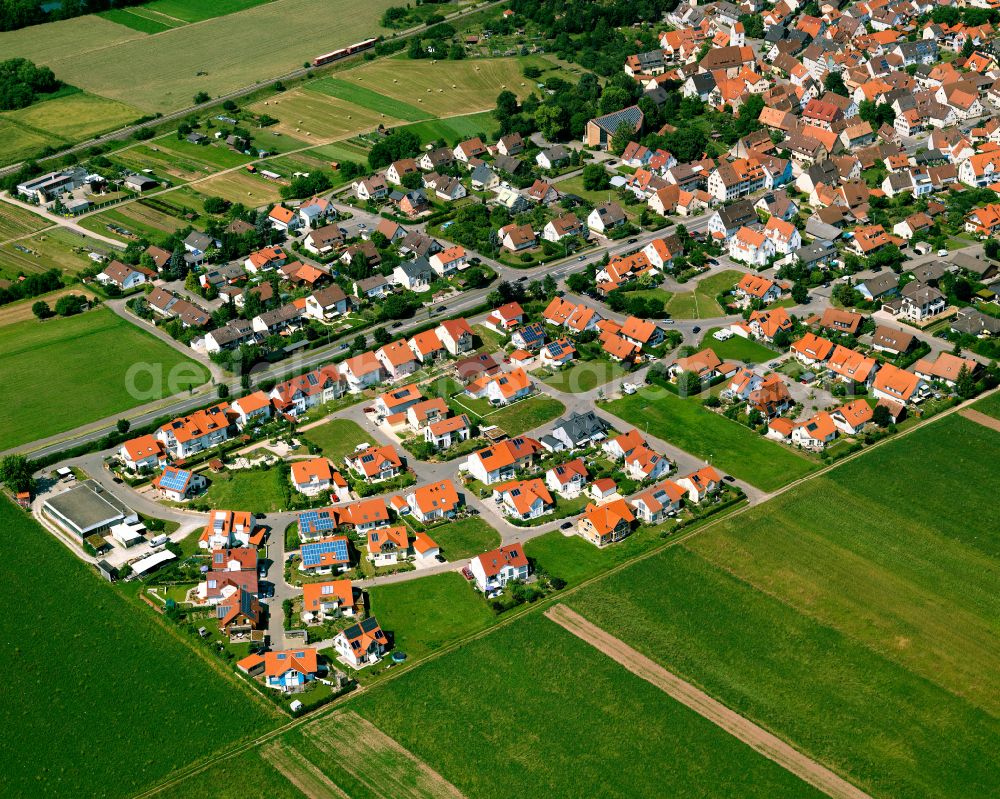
[525,524,667,586]
[0,308,209,451]
[698,328,777,364]
[0,500,281,799]
[0,227,104,281]
[540,359,629,393]
[202,467,290,513]
[0,199,48,240]
[471,323,506,354]
[300,418,372,464]
[349,615,826,799]
[367,572,497,660]
[563,412,1000,799]
[665,270,742,320]
[556,173,622,209]
[426,516,500,560]
[1,0,401,114]
[478,395,565,436]
[156,135,253,169]
[307,77,432,122]
[601,387,815,491]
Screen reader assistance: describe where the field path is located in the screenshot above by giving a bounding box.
[959,408,1000,432]
[262,740,352,799]
[545,604,874,799]
[304,710,466,799]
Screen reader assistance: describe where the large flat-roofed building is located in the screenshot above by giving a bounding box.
[42,480,137,539]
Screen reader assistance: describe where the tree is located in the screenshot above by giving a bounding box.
[54,294,86,316]
[31,300,51,319]
[116,419,130,435]
[582,162,610,191]
[791,283,809,304]
[0,454,33,494]
[352,334,367,352]
[217,383,230,399]
[598,86,631,115]
[372,327,391,345]
[203,195,228,214]
[823,71,848,97]
[401,171,423,190]
[543,274,558,297]
[193,91,210,104]
[610,121,633,156]
[872,404,892,428]
[985,239,999,260]
[955,365,976,399]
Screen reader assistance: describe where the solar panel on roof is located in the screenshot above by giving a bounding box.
[301,538,349,567]
[307,374,318,385]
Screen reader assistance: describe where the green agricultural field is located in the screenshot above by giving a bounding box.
[152,748,302,799]
[0,117,60,165]
[0,200,48,240]
[541,359,629,393]
[566,413,1000,799]
[308,139,371,164]
[368,572,497,659]
[398,110,497,146]
[111,142,216,182]
[301,418,372,464]
[426,516,500,560]
[202,468,290,514]
[972,390,1000,419]
[602,388,815,491]
[350,615,826,798]
[478,395,565,436]
[308,77,432,122]
[0,91,140,146]
[156,136,253,169]
[0,501,281,799]
[80,202,188,243]
[0,308,209,451]
[99,7,178,33]
[0,227,105,281]
[106,0,276,29]
[698,328,777,363]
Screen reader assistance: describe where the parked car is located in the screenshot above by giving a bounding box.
[937,249,948,257]
[692,325,701,333]
[627,238,638,244]
[723,475,735,483]
[560,521,573,530]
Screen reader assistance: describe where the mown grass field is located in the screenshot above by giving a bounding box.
[156,136,253,169]
[0,500,281,799]
[602,387,815,491]
[301,418,372,464]
[195,169,285,205]
[1,0,400,114]
[0,227,103,281]
[0,200,48,240]
[0,308,208,450]
[0,117,57,165]
[342,54,564,119]
[425,516,500,561]
[567,412,1000,799]
[251,87,404,140]
[973,389,1000,418]
[0,91,140,145]
[368,572,497,660]
[308,77,432,122]
[665,269,743,320]
[698,327,777,364]
[349,614,825,798]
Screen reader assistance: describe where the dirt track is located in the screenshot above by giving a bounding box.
[959,408,1000,432]
[545,605,874,799]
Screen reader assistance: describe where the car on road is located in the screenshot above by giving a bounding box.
[358,222,367,229]
[577,255,585,261]
[391,321,403,328]
[723,475,735,483]
[560,521,573,530]
[469,257,481,265]
[517,276,528,282]
[628,238,638,244]
[663,318,674,324]
[692,325,701,333]
[436,305,447,313]
[707,258,718,265]
[937,249,948,257]
[338,342,350,350]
